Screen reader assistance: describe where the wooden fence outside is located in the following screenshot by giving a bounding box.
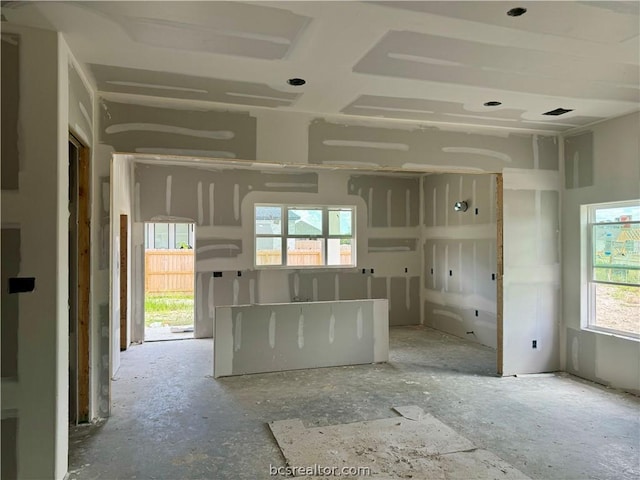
[146,247,353,293]
[145,250,194,294]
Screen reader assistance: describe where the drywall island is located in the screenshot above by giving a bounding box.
[214,299,388,377]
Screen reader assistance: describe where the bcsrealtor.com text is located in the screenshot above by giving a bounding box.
[269,464,372,476]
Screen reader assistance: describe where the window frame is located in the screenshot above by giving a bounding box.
[585,200,640,339]
[254,203,356,269]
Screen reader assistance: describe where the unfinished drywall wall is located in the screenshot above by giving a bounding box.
[1,33,19,190]
[99,88,559,375]
[1,415,18,480]
[422,173,497,348]
[195,270,260,338]
[0,24,69,480]
[135,164,317,225]
[308,118,543,171]
[308,118,560,373]
[349,175,419,227]
[562,112,640,393]
[68,61,93,146]
[502,170,561,374]
[291,272,420,327]
[1,228,20,379]
[110,157,134,374]
[67,50,102,426]
[564,132,594,189]
[214,299,388,377]
[134,163,422,335]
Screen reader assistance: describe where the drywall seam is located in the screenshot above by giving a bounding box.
[419,175,426,325]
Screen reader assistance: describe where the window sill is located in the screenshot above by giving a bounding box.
[581,326,640,342]
[254,265,357,271]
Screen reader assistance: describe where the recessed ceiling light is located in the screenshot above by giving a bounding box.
[507,7,527,17]
[484,101,502,107]
[287,78,306,86]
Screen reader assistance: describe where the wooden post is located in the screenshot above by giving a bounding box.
[76,137,91,422]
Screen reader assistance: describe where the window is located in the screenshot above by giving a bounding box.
[145,223,194,249]
[255,205,355,268]
[153,223,169,249]
[586,200,640,337]
[174,223,194,249]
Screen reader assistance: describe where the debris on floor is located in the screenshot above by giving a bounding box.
[269,406,531,479]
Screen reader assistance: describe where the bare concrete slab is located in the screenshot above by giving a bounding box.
[67,327,640,480]
[144,325,193,342]
[269,406,530,479]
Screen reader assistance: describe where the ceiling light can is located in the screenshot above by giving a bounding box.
[287,78,306,86]
[507,7,527,17]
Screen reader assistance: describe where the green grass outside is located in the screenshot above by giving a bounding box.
[145,292,194,327]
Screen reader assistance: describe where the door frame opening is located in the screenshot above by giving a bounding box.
[143,222,196,342]
[68,132,91,424]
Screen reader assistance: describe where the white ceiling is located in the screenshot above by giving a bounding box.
[4,1,639,133]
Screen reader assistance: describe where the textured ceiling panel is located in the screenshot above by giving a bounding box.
[342,95,604,131]
[373,1,639,44]
[354,31,639,102]
[91,64,300,108]
[80,1,310,59]
[5,1,638,132]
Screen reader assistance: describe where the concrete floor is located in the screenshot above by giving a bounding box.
[69,326,640,480]
[145,325,193,342]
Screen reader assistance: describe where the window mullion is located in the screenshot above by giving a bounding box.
[323,207,328,265]
[282,206,287,265]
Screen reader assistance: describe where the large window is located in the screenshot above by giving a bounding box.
[586,200,640,337]
[255,205,355,268]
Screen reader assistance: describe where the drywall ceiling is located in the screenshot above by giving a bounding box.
[4,1,639,133]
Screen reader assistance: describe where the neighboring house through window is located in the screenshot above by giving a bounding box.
[584,200,640,337]
[255,204,355,267]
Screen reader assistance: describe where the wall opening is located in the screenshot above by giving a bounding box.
[143,222,195,342]
[421,172,501,375]
[126,156,503,377]
[68,133,91,424]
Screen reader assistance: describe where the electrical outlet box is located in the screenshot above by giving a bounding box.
[532,340,537,349]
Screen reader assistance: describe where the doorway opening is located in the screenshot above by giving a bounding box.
[68,133,90,424]
[144,222,195,342]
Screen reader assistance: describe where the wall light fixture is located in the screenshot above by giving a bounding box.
[454,201,468,212]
